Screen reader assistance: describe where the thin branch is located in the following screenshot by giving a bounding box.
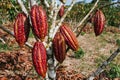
[17,0,28,16]
[76,19,90,37]
[40,0,50,8]
[73,0,99,33]
[10,1,19,13]
[0,25,33,48]
[76,1,120,38]
[30,0,37,7]
[49,3,63,39]
[87,47,120,80]
[0,38,6,44]
[51,0,76,39]
[66,0,120,55]
[49,0,55,19]
[44,0,50,8]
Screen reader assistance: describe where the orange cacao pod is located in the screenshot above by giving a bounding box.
[14,13,30,47]
[60,24,79,51]
[32,42,47,78]
[94,10,105,36]
[53,32,66,63]
[59,5,64,18]
[30,5,48,41]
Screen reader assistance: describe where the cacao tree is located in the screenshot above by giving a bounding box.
[0,0,120,80]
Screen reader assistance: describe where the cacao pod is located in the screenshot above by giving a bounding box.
[30,5,48,41]
[14,13,30,47]
[60,24,79,51]
[53,32,66,63]
[59,5,64,18]
[94,10,105,36]
[32,42,47,78]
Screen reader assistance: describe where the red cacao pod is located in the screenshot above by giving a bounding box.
[59,5,64,18]
[32,42,47,78]
[53,32,66,63]
[94,10,105,36]
[60,24,79,51]
[30,5,48,41]
[14,13,30,47]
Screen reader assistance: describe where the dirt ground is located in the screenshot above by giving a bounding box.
[0,22,120,80]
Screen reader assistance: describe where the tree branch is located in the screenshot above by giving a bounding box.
[76,1,120,38]
[87,47,120,80]
[49,3,63,39]
[73,0,99,33]
[10,1,19,13]
[67,1,120,64]
[49,0,55,19]
[30,0,37,6]
[17,0,28,16]
[44,0,50,8]
[51,0,76,39]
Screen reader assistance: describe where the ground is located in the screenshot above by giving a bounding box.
[0,22,120,80]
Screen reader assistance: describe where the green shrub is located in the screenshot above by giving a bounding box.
[107,63,120,78]
[116,39,120,46]
[74,48,85,59]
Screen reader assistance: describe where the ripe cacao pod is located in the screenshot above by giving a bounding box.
[59,5,64,18]
[60,24,79,51]
[30,5,48,41]
[94,10,105,36]
[14,13,30,47]
[53,32,66,63]
[32,42,47,78]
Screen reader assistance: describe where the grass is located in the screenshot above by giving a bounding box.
[74,48,85,59]
[106,63,120,78]
[94,55,108,67]
[0,42,19,52]
[0,42,12,51]
[116,39,120,46]
[80,31,86,36]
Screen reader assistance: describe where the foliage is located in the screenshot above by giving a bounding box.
[66,3,92,22]
[80,32,86,36]
[116,39,120,46]
[74,48,85,59]
[102,6,120,27]
[107,63,120,78]
[29,29,34,38]
[0,0,20,23]
[0,0,120,27]
[0,42,13,51]
[66,2,120,27]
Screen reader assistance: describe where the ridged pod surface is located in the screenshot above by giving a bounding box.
[53,32,66,63]
[32,42,47,78]
[31,5,48,41]
[94,10,105,36]
[60,24,79,51]
[59,5,64,18]
[14,13,30,47]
